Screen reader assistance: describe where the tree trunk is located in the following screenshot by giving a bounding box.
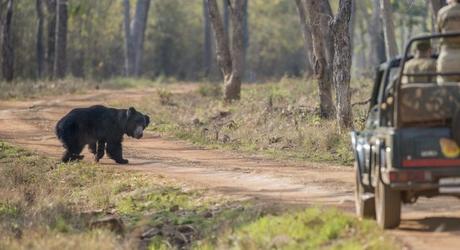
[294,0,313,77]
[356,2,369,76]
[380,0,398,59]
[407,10,413,39]
[207,0,232,76]
[319,1,333,65]
[223,0,230,43]
[45,0,56,79]
[227,0,245,100]
[123,0,134,76]
[54,0,67,79]
[349,0,356,55]
[207,0,244,101]
[318,1,335,94]
[131,0,151,76]
[304,0,335,118]
[203,0,213,77]
[423,0,430,32]
[400,17,406,52]
[242,0,248,77]
[2,0,14,82]
[369,0,386,65]
[36,0,45,79]
[331,0,353,130]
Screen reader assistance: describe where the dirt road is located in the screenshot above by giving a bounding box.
[1,88,460,249]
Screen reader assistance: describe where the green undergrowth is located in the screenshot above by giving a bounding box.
[0,142,395,249]
[195,208,396,250]
[115,77,372,166]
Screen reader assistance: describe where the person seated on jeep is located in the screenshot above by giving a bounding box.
[402,39,436,84]
[437,0,460,83]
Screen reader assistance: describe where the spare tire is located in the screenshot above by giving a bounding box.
[452,109,460,145]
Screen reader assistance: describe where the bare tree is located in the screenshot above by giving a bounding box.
[242,0,248,75]
[304,0,335,118]
[380,0,398,59]
[123,0,134,76]
[319,1,334,68]
[122,0,150,77]
[355,1,369,75]
[131,0,150,76]
[331,0,353,129]
[369,0,386,65]
[349,0,356,53]
[45,0,56,78]
[54,0,68,79]
[2,0,13,82]
[203,0,213,77]
[223,0,230,42]
[207,0,245,101]
[36,0,45,78]
[294,0,313,77]
[301,0,353,128]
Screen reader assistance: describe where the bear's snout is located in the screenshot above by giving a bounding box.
[133,126,144,139]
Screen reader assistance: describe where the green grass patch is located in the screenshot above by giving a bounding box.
[196,208,396,250]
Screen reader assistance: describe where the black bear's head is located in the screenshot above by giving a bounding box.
[125,107,150,139]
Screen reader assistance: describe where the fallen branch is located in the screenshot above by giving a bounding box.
[352,98,371,107]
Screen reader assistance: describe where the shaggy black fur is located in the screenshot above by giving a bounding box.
[56,105,149,164]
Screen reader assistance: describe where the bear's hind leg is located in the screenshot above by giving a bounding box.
[95,140,106,162]
[106,141,128,164]
[89,142,103,162]
[89,143,97,155]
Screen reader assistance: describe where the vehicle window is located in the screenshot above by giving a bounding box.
[380,66,400,102]
[370,69,384,108]
[373,64,399,128]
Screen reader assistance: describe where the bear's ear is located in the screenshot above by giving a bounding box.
[144,115,150,127]
[127,107,136,118]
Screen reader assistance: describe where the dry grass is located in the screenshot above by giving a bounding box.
[116,77,372,165]
[0,77,382,248]
[0,140,395,250]
[0,143,125,249]
[0,77,164,100]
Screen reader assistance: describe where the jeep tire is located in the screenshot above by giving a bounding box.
[375,177,401,229]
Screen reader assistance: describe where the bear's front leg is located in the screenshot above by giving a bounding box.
[62,144,85,162]
[106,141,128,164]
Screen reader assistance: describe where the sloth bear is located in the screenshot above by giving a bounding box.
[56,105,150,164]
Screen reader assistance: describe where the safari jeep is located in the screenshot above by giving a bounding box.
[351,33,460,229]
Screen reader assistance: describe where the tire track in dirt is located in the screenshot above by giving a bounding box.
[1,88,460,249]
